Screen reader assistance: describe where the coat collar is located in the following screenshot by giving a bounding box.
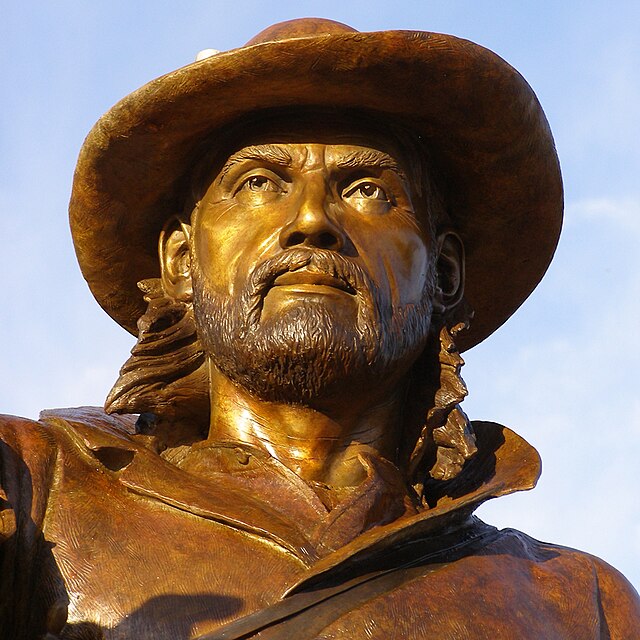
[40,407,541,589]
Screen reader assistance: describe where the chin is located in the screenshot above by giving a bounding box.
[193,268,433,406]
[210,302,380,404]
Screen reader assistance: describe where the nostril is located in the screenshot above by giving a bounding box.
[285,231,306,247]
[317,232,339,249]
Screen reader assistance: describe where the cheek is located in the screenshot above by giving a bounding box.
[352,220,431,306]
[390,233,431,304]
[193,203,281,295]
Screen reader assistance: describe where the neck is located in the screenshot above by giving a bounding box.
[206,363,405,488]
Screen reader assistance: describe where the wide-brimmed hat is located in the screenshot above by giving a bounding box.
[69,17,562,352]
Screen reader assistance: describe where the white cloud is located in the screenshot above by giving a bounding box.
[566,197,640,233]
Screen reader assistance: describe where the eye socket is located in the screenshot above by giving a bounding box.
[344,181,388,201]
[342,179,392,214]
[240,174,280,193]
[233,171,285,204]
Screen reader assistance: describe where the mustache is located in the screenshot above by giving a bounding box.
[245,248,376,324]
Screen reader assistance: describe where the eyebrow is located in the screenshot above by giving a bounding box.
[218,145,293,182]
[335,149,407,181]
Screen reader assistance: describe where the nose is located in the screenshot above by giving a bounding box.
[279,180,346,251]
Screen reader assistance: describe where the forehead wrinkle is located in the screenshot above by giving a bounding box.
[217,144,294,183]
[334,149,407,182]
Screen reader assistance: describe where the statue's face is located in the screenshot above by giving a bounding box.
[188,128,438,403]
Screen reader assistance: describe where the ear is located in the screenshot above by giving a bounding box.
[432,231,465,318]
[159,217,193,302]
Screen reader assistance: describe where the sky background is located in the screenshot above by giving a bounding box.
[2,1,639,592]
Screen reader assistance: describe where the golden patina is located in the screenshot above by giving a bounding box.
[1,17,638,640]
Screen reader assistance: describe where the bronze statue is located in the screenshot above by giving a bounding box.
[1,18,638,639]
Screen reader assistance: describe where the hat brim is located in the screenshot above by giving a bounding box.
[69,29,562,352]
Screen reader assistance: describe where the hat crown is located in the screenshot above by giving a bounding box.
[245,18,357,46]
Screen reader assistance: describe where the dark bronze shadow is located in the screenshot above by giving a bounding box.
[0,440,242,639]
[422,420,503,508]
[0,440,69,640]
[59,594,243,639]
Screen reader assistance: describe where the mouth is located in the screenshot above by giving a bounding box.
[271,269,356,295]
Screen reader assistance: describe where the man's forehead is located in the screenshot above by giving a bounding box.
[189,109,428,203]
[217,142,408,180]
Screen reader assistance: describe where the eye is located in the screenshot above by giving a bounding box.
[240,175,280,193]
[342,179,392,214]
[233,172,285,205]
[350,182,387,200]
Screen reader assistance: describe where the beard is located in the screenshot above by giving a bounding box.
[191,248,434,404]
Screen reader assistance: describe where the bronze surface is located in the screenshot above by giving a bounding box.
[69,18,562,353]
[1,16,639,640]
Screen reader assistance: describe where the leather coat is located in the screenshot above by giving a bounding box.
[1,407,638,639]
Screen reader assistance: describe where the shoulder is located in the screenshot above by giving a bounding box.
[0,413,59,557]
[0,412,56,457]
[1,405,138,448]
[589,554,640,638]
[492,528,640,637]
[0,413,58,507]
[0,407,138,498]
[0,406,137,461]
[0,407,139,539]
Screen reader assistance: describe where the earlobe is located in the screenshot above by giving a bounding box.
[432,231,465,317]
[159,218,193,302]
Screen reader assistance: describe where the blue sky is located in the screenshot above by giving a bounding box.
[2,1,639,590]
